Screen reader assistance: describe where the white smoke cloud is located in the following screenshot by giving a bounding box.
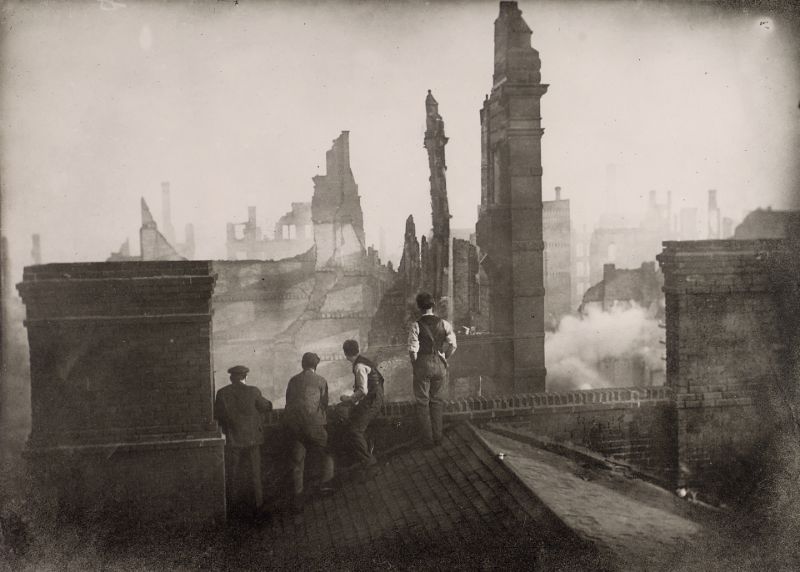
[545,303,664,391]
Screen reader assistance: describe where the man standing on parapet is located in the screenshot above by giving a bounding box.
[408,292,457,448]
[214,365,273,519]
[284,352,335,513]
[340,339,385,475]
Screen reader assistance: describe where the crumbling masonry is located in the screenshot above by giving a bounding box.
[422,90,451,308]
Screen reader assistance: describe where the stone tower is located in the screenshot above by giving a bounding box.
[423,90,451,308]
[476,1,548,392]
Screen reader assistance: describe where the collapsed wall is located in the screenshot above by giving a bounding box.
[212,250,391,405]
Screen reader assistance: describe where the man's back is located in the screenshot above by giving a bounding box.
[285,369,329,427]
[215,382,271,448]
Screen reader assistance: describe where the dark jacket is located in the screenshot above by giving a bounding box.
[214,381,273,448]
[284,369,329,428]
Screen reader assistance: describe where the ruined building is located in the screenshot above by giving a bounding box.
[588,190,673,285]
[543,186,572,329]
[225,203,314,261]
[476,1,548,392]
[212,132,392,404]
[572,224,592,311]
[369,215,421,348]
[139,198,186,261]
[422,90,451,308]
[108,184,195,262]
[312,131,366,270]
[580,261,664,317]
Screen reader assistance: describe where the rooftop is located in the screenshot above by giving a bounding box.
[8,420,745,570]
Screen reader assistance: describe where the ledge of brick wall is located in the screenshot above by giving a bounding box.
[658,239,790,294]
[263,386,674,426]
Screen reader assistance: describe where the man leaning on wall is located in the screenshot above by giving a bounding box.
[283,352,335,514]
[214,365,273,520]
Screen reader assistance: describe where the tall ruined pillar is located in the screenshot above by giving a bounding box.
[423,90,452,312]
[476,1,548,392]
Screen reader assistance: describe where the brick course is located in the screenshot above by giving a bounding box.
[260,386,676,489]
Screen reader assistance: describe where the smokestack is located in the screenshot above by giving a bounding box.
[184,223,195,259]
[31,234,41,265]
[667,190,673,231]
[160,181,176,244]
[708,189,718,209]
[247,206,257,226]
[555,186,562,201]
[707,189,721,239]
[648,190,657,206]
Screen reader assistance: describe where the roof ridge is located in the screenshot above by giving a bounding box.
[462,421,597,549]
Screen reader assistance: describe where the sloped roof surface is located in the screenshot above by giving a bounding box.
[247,423,598,570]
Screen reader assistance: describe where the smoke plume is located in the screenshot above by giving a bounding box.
[545,303,664,392]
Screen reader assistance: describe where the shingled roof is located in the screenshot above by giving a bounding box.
[238,422,600,570]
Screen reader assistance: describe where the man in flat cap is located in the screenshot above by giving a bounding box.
[214,365,273,519]
[284,352,335,513]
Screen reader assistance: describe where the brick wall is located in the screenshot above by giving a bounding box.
[258,386,676,494]
[658,239,795,501]
[17,261,225,523]
[451,237,479,329]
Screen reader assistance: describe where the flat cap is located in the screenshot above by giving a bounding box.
[227,365,250,375]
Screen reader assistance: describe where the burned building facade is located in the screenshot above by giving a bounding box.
[476,1,548,392]
[225,203,314,262]
[108,184,195,262]
[312,131,367,270]
[543,186,572,329]
[212,132,392,404]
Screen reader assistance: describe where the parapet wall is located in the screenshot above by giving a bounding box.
[259,386,676,491]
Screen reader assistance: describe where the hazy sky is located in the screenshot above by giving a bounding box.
[2,0,799,281]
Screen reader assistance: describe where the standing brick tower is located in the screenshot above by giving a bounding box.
[476,1,548,392]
